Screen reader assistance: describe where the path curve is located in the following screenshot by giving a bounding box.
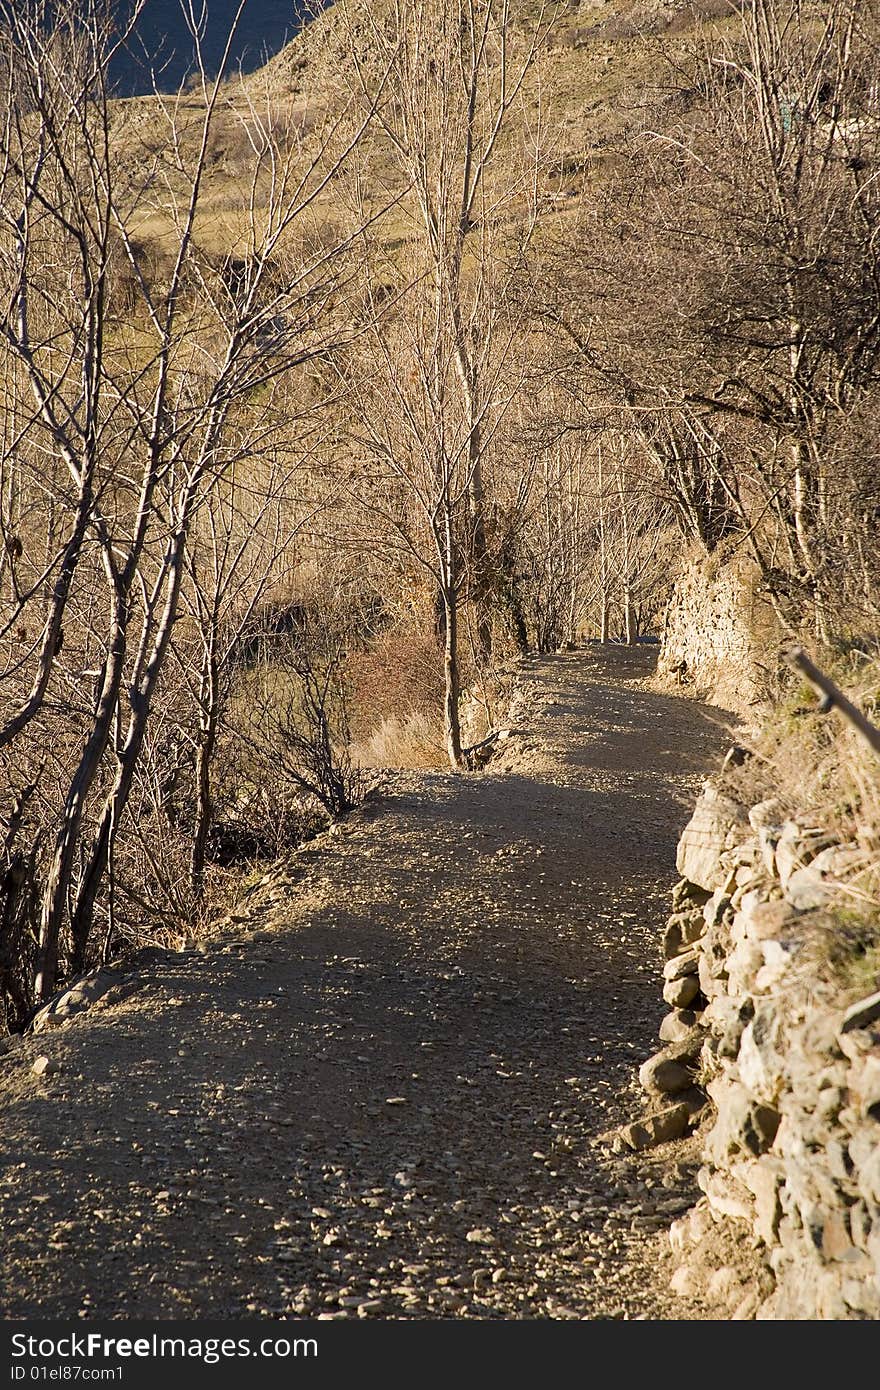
[0,647,732,1320]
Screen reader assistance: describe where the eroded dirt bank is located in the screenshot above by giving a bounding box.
[0,647,732,1319]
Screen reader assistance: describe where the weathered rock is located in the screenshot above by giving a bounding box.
[725,834,761,870]
[698,1167,754,1224]
[676,1085,708,1117]
[725,938,765,996]
[663,950,699,983]
[782,845,864,911]
[848,1199,871,1252]
[737,1159,784,1246]
[699,923,730,980]
[841,1271,880,1319]
[837,1028,876,1064]
[708,1264,744,1306]
[820,1211,855,1263]
[696,953,723,1002]
[663,973,701,1009]
[780,1153,846,1249]
[657,778,880,1318]
[748,799,785,835]
[639,1038,700,1097]
[465,1228,494,1245]
[703,885,734,929]
[663,911,705,960]
[734,863,766,892]
[735,894,801,943]
[783,823,844,887]
[753,938,800,993]
[702,993,753,1059]
[840,989,880,1035]
[30,969,123,1033]
[783,862,834,910]
[31,1011,64,1033]
[671,878,712,911]
[659,1009,699,1044]
[31,1056,59,1078]
[639,1055,693,1097]
[617,1103,691,1152]
[731,1290,761,1320]
[706,1075,780,1161]
[93,980,140,1011]
[669,1198,715,1257]
[676,784,750,892]
[737,1009,785,1107]
[669,1263,700,1297]
[668,1216,691,1256]
[853,1140,880,1206]
[747,799,785,874]
[774,821,820,889]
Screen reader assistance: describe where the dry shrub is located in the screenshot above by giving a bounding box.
[346,626,444,741]
[460,661,519,744]
[720,651,880,830]
[719,649,880,938]
[666,0,747,34]
[105,233,172,317]
[713,651,880,1000]
[354,710,445,770]
[553,25,592,51]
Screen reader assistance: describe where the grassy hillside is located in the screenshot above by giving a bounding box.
[109,0,738,259]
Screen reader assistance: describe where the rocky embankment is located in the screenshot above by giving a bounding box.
[630,773,880,1319]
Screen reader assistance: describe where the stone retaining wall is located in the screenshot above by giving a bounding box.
[636,776,880,1319]
[657,551,779,716]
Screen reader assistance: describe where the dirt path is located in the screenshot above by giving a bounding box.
[0,647,733,1320]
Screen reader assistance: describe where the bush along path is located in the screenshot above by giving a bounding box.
[0,647,733,1320]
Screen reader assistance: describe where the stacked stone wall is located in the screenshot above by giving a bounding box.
[636,777,880,1319]
[658,552,780,716]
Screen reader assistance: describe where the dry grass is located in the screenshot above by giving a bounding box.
[721,651,880,838]
[717,648,880,997]
[106,0,743,266]
[353,710,446,770]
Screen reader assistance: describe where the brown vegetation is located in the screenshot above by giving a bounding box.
[2,0,880,1028]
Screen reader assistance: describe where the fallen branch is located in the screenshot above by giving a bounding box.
[784,644,880,757]
[464,728,502,756]
[463,727,513,768]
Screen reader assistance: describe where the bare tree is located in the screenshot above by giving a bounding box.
[175,441,321,897]
[537,0,880,648]
[333,0,556,766]
[0,0,383,1005]
[242,624,363,821]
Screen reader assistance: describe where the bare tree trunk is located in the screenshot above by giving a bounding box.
[452,308,493,663]
[190,649,219,897]
[69,518,190,970]
[616,458,637,644]
[35,587,127,999]
[440,508,463,770]
[0,484,92,751]
[597,443,609,642]
[443,584,463,770]
[623,586,635,645]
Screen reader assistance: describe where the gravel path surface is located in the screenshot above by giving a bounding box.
[0,646,733,1320]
